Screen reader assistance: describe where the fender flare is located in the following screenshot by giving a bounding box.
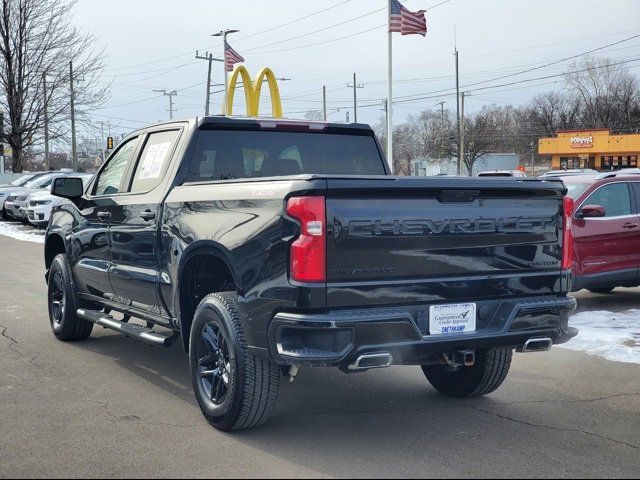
[175,241,242,350]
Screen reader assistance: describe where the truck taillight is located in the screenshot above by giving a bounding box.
[562,196,574,270]
[286,196,326,283]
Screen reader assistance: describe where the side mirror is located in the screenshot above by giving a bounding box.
[576,204,606,219]
[52,177,84,200]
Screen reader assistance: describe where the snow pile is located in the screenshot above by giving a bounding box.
[0,222,45,244]
[561,309,640,364]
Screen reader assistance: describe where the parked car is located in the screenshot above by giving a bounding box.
[563,170,640,293]
[4,172,74,221]
[0,172,51,218]
[44,117,576,432]
[477,170,526,178]
[0,174,36,188]
[24,174,94,228]
[540,169,599,178]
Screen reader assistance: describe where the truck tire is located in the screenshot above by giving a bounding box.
[422,348,513,398]
[189,292,281,431]
[47,254,93,341]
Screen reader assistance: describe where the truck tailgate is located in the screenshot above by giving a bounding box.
[325,177,567,308]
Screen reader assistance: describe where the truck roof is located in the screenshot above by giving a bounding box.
[197,115,374,131]
[128,116,374,135]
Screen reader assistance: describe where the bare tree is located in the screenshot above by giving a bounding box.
[565,56,639,131]
[392,122,418,175]
[0,0,108,172]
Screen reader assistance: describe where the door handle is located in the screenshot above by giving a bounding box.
[622,223,638,229]
[97,211,111,220]
[140,210,156,221]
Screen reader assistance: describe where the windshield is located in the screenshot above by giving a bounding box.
[23,173,59,189]
[478,172,512,177]
[565,183,591,199]
[10,175,34,186]
[187,130,386,181]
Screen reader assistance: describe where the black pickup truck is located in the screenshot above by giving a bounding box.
[45,117,577,431]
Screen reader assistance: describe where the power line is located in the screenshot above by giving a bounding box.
[234,0,353,43]
[393,57,640,105]
[246,0,450,54]
[394,35,640,103]
[243,7,386,52]
[250,24,386,54]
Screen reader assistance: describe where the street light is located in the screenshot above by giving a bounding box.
[212,29,240,115]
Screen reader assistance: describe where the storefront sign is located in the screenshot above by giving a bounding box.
[570,136,593,148]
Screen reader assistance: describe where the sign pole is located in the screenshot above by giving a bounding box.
[387,0,394,174]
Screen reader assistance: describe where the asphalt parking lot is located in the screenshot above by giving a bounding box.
[0,231,639,478]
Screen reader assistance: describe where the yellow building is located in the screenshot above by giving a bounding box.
[538,129,640,171]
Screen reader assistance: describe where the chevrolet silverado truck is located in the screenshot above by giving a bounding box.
[45,116,577,431]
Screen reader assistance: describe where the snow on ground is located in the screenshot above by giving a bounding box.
[561,309,640,365]
[0,221,44,244]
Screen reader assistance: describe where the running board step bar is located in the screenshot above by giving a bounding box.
[77,309,178,347]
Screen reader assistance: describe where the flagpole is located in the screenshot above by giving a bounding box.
[213,29,240,115]
[223,38,229,115]
[387,0,394,174]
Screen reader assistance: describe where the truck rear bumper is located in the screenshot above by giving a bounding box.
[266,295,577,368]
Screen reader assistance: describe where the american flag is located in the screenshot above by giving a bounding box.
[225,42,245,72]
[390,0,427,36]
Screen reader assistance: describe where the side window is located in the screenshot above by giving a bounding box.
[633,183,640,210]
[584,183,632,217]
[130,130,180,193]
[94,137,139,196]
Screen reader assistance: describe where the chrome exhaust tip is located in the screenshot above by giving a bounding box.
[521,337,553,353]
[348,353,393,371]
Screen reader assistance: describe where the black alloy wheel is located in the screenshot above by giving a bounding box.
[197,322,232,406]
[49,270,66,329]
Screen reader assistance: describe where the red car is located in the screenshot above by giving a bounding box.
[562,171,640,293]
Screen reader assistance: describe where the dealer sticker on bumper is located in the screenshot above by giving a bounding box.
[429,303,477,335]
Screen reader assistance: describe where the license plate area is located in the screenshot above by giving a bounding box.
[429,303,477,335]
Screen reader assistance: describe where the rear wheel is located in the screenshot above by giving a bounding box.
[422,348,513,398]
[189,292,281,431]
[588,287,615,294]
[48,254,93,341]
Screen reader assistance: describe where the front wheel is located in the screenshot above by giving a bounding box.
[189,292,281,431]
[422,348,513,398]
[48,254,93,341]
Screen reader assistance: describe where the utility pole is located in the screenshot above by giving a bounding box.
[212,29,240,115]
[435,100,446,121]
[454,49,461,175]
[322,86,327,121]
[347,73,365,123]
[154,89,178,120]
[43,72,50,170]
[459,91,467,176]
[196,50,224,116]
[69,61,78,171]
[100,122,106,164]
[530,140,536,175]
[381,99,389,156]
[0,111,4,174]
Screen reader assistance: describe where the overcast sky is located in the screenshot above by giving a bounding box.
[72,0,640,140]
